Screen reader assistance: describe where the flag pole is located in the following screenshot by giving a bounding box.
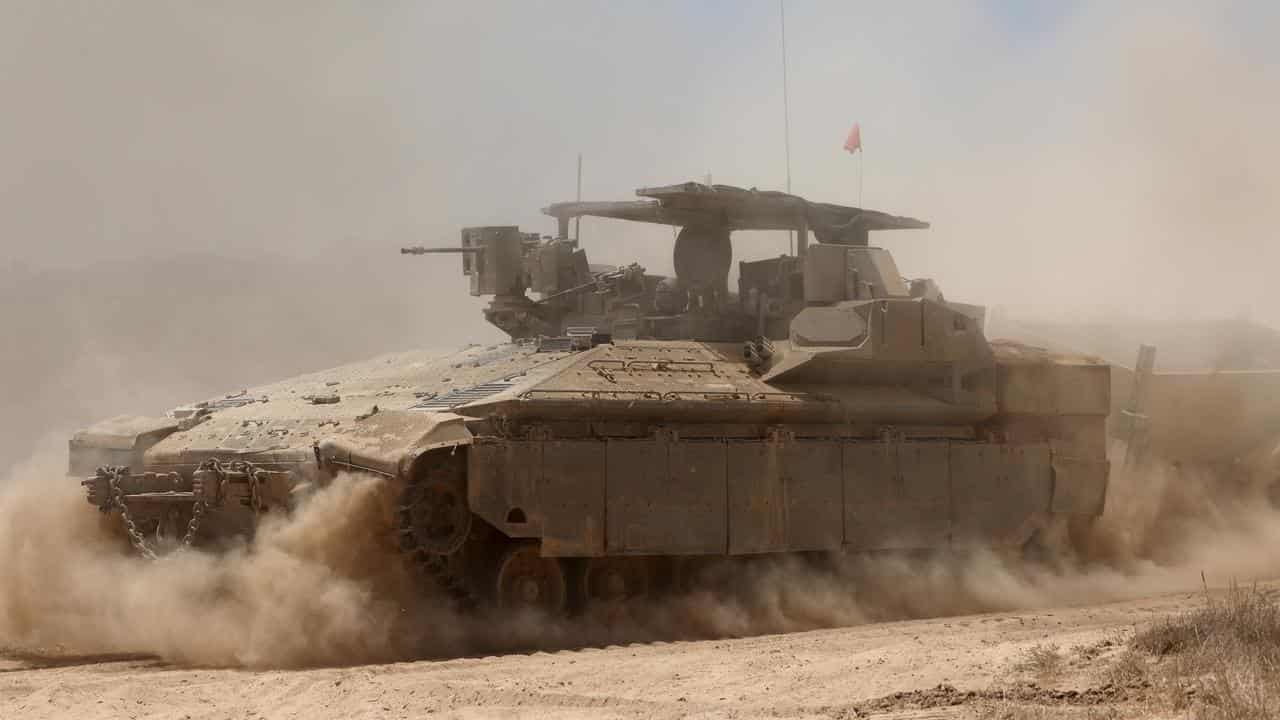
[779,0,794,256]
[858,147,863,207]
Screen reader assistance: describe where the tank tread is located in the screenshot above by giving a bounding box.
[396,453,478,610]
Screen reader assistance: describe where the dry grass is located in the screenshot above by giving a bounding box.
[1099,648,1147,687]
[1070,638,1117,663]
[982,587,1280,719]
[1014,643,1066,680]
[974,704,1122,720]
[972,586,1274,712]
[1128,583,1280,720]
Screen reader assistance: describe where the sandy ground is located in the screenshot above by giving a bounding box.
[0,582,1243,720]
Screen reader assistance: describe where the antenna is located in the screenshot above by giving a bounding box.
[574,152,582,242]
[779,0,794,256]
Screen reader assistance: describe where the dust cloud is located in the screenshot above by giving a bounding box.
[0,447,433,668]
[1,437,1277,669]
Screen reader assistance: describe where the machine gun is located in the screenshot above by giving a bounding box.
[402,227,654,340]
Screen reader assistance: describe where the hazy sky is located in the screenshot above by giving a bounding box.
[2,2,1280,463]
[3,1,1277,316]
[2,0,1280,327]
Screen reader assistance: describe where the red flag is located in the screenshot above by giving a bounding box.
[843,122,862,153]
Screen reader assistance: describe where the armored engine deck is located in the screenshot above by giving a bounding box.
[71,343,574,475]
[86,337,1107,465]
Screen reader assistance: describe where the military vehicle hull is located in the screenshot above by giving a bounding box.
[73,336,1108,611]
[72,182,1111,615]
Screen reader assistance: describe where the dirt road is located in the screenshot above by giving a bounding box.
[0,582,1239,720]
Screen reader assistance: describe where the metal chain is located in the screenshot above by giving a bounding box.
[245,463,263,513]
[181,498,207,547]
[101,465,207,561]
[104,466,159,561]
[197,457,266,513]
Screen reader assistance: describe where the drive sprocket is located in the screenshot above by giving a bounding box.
[397,452,475,607]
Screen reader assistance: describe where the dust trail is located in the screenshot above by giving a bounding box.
[0,447,457,668]
[2,442,1278,669]
[485,455,1280,650]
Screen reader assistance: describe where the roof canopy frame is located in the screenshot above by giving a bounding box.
[543,182,928,248]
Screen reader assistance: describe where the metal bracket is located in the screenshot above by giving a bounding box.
[652,427,680,443]
[524,424,553,441]
[877,426,905,443]
[766,426,795,444]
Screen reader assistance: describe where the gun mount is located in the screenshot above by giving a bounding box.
[405,225,655,340]
[405,182,933,343]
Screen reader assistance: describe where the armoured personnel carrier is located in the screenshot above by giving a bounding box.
[72,182,1111,613]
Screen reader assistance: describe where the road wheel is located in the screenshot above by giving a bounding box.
[495,543,568,615]
[584,557,652,604]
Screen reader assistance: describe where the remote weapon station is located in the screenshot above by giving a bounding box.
[73,182,1110,613]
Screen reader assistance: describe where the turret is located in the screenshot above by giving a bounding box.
[405,182,939,346]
